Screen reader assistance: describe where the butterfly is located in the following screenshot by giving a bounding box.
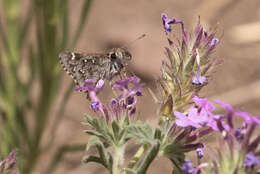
[59,47,132,86]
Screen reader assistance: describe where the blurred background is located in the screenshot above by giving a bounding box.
[0,0,260,173]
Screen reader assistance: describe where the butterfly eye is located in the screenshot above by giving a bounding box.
[110,53,117,60]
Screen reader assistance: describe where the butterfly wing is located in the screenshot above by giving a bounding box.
[59,51,111,86]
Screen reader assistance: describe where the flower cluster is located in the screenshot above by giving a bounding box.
[0,150,17,174]
[210,101,260,173]
[161,96,216,168]
[159,14,220,121]
[77,76,145,122]
[171,95,260,173]
[111,77,145,119]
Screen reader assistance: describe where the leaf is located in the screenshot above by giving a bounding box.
[128,123,154,145]
[84,115,114,144]
[82,155,102,164]
[82,155,110,170]
[84,130,106,140]
[162,142,185,166]
[87,136,102,150]
[136,141,160,174]
[86,136,110,169]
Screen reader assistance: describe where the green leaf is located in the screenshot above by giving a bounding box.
[84,130,106,140]
[84,115,114,144]
[86,136,111,169]
[87,136,102,150]
[136,141,160,174]
[82,155,106,166]
[100,115,115,142]
[128,123,154,145]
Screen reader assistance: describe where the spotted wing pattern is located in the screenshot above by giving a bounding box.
[59,52,111,86]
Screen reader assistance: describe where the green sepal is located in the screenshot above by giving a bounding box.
[184,53,196,74]
[112,120,120,141]
[124,114,130,126]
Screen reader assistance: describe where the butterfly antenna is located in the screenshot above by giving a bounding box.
[122,34,146,48]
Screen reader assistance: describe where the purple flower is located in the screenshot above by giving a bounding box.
[182,160,193,174]
[161,13,181,35]
[192,49,207,85]
[182,160,207,174]
[174,96,222,131]
[235,127,244,141]
[91,102,100,111]
[174,106,216,129]
[76,79,108,118]
[215,100,260,127]
[209,38,220,48]
[196,148,204,159]
[113,76,145,116]
[202,37,220,57]
[75,79,104,92]
[244,153,260,167]
[174,108,202,128]
[213,100,260,162]
[193,96,215,112]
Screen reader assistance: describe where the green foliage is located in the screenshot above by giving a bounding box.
[0,0,93,173]
[83,115,162,174]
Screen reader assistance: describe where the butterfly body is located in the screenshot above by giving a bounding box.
[59,47,132,86]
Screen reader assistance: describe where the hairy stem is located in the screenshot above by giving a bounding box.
[113,145,125,174]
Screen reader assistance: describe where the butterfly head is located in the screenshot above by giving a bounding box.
[106,47,132,78]
[109,47,132,62]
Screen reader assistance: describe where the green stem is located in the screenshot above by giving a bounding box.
[113,145,125,174]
